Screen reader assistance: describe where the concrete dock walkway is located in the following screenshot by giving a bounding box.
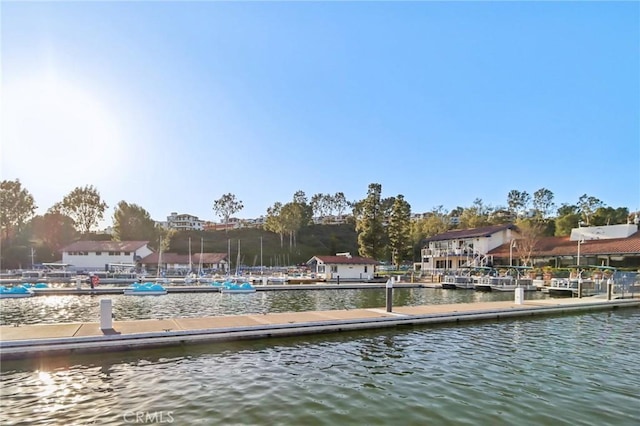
[1,297,638,360]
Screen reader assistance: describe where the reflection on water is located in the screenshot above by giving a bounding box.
[0,287,549,325]
[1,310,638,425]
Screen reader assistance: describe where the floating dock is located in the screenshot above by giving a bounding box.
[1,296,638,360]
[26,282,423,296]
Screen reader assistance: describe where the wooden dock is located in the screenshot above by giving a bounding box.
[1,297,638,360]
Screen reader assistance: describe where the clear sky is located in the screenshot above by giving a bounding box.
[2,1,639,227]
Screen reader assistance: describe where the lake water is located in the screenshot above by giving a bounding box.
[1,289,639,425]
[0,287,549,326]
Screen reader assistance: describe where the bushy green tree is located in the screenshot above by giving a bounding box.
[51,185,108,234]
[31,212,77,253]
[264,202,285,247]
[388,195,412,269]
[591,206,628,226]
[113,201,157,241]
[354,183,386,259]
[0,179,37,241]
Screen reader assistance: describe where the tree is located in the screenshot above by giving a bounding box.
[51,185,108,234]
[113,201,157,241]
[264,202,286,247]
[310,193,330,221]
[412,206,450,241]
[281,202,304,249]
[577,194,603,225]
[591,207,629,226]
[459,198,491,229]
[514,219,545,267]
[507,190,531,216]
[213,193,244,233]
[292,190,313,226]
[0,179,37,241]
[354,183,386,259]
[532,188,555,219]
[31,212,77,254]
[555,204,580,236]
[333,192,349,218]
[388,195,412,269]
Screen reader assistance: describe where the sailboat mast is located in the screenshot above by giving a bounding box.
[236,240,241,276]
[188,237,192,273]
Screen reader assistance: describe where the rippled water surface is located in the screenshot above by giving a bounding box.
[0,287,548,325]
[1,306,639,425]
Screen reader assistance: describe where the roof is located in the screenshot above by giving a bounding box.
[141,253,228,264]
[488,231,640,257]
[307,255,379,265]
[62,240,150,252]
[424,224,516,243]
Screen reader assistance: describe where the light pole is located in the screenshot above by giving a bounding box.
[577,235,584,266]
[509,240,516,267]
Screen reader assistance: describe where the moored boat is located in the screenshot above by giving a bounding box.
[0,284,35,298]
[220,280,256,294]
[123,282,168,296]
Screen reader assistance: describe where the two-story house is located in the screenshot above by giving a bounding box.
[418,224,518,273]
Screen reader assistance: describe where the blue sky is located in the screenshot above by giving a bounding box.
[2,1,639,227]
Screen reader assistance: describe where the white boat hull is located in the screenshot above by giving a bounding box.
[0,292,34,298]
[123,290,167,296]
[220,288,256,294]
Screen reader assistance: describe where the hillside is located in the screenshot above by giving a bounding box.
[170,224,359,267]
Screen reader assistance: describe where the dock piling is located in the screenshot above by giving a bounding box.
[514,286,524,305]
[100,299,113,330]
[386,278,393,312]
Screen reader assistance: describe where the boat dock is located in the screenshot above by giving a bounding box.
[1,296,638,360]
[24,282,423,296]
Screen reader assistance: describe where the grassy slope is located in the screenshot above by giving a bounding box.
[170,224,359,267]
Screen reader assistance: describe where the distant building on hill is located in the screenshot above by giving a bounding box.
[160,212,204,231]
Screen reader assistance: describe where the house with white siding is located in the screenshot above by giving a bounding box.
[61,241,153,271]
[418,224,518,273]
[306,253,378,282]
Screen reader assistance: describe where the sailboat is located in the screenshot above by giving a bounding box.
[184,237,196,284]
[220,240,256,294]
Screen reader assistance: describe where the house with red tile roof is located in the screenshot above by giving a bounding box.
[418,224,518,273]
[61,241,153,271]
[140,252,228,274]
[488,224,640,269]
[307,253,378,281]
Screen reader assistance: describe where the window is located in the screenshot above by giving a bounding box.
[331,265,338,273]
[364,266,368,273]
[124,252,130,255]
[95,252,102,256]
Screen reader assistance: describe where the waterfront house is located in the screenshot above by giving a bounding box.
[488,223,640,269]
[418,224,518,273]
[61,241,153,272]
[306,253,378,281]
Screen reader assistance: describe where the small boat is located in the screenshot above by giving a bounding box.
[442,275,474,290]
[123,282,168,296]
[0,285,35,298]
[220,280,256,294]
